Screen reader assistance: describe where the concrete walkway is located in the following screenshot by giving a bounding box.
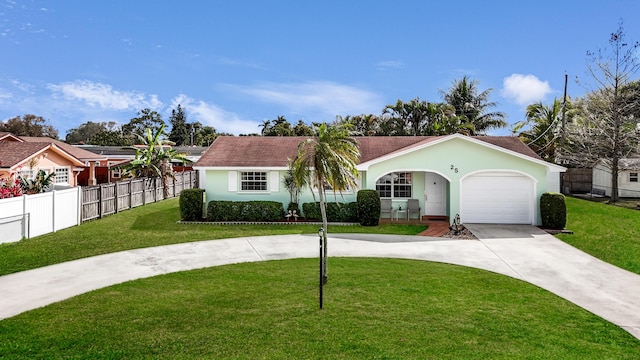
[1,225,639,340]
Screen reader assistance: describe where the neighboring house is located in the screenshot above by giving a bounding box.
[76,145,207,183]
[592,158,640,198]
[194,134,566,225]
[0,133,105,186]
[0,141,86,187]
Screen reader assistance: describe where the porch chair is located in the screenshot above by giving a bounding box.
[380,199,392,220]
[407,199,420,221]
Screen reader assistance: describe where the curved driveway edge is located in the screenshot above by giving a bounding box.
[1,225,639,341]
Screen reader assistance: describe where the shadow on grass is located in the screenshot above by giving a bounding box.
[129,206,181,231]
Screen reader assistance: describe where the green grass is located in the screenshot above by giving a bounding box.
[2,258,638,359]
[557,196,640,275]
[0,198,426,276]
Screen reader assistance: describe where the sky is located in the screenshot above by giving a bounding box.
[1,0,640,139]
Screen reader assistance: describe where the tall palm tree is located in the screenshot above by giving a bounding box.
[290,123,360,283]
[121,124,189,198]
[512,99,565,162]
[442,76,507,135]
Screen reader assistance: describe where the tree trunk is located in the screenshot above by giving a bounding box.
[610,157,620,203]
[161,158,171,199]
[318,183,328,285]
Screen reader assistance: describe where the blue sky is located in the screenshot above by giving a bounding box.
[1,0,639,138]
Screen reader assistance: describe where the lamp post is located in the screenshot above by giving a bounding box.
[318,227,324,309]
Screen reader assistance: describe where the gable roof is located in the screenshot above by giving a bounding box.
[19,136,105,162]
[0,142,85,169]
[0,132,23,142]
[194,134,551,169]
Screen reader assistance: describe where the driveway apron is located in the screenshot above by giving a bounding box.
[465,223,640,340]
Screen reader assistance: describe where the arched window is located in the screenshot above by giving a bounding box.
[376,172,412,198]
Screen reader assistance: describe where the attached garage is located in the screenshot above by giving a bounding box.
[461,172,535,224]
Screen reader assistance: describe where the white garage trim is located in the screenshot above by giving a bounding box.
[460,171,537,224]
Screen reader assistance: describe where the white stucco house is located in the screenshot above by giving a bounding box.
[592,158,640,198]
[193,134,566,225]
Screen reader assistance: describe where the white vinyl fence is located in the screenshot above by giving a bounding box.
[0,187,81,244]
[0,171,199,244]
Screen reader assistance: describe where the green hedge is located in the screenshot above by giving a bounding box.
[357,190,380,226]
[302,201,359,222]
[179,188,205,221]
[207,200,285,222]
[540,192,566,229]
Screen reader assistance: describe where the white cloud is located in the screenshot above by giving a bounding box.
[171,94,259,135]
[501,74,553,105]
[47,80,163,111]
[228,81,383,119]
[376,60,404,70]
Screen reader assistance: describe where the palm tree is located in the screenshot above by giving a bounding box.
[121,124,190,198]
[290,123,360,283]
[442,76,507,135]
[512,99,565,162]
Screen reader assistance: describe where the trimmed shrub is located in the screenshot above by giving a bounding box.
[357,190,380,226]
[179,188,205,221]
[207,200,285,222]
[540,192,567,229]
[287,202,300,215]
[302,201,358,222]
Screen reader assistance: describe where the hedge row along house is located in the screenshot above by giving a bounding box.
[194,134,566,225]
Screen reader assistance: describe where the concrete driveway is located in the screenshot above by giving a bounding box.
[1,224,639,340]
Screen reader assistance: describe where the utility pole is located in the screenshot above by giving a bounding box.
[560,72,568,163]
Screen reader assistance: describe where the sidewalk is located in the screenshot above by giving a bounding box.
[1,226,639,340]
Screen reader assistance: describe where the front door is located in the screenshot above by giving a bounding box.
[424,172,446,216]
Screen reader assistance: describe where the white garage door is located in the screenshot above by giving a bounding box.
[461,172,534,224]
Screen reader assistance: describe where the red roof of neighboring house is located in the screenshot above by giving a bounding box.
[194,135,542,168]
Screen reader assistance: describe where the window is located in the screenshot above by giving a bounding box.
[17,168,36,180]
[241,171,267,191]
[55,167,69,184]
[631,172,639,183]
[376,172,412,198]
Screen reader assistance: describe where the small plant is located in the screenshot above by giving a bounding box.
[282,167,301,208]
[540,192,566,229]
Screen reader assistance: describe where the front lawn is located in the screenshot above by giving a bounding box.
[557,196,640,275]
[0,198,426,276]
[2,258,638,359]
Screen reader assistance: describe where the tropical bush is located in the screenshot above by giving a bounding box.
[207,200,284,222]
[0,174,22,199]
[540,192,567,229]
[19,170,55,194]
[357,190,380,226]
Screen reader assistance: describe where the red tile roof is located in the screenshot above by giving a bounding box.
[194,135,542,168]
